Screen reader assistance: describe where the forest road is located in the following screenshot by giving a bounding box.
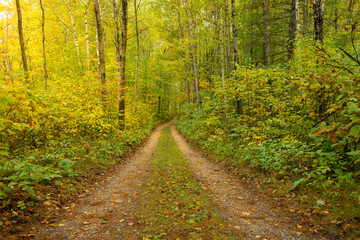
[170,124,325,240]
[11,120,326,240]
[29,122,168,240]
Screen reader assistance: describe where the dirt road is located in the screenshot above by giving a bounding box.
[7,121,324,240]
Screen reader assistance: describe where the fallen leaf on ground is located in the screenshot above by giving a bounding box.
[242,212,251,216]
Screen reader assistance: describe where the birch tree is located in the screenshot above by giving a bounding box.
[40,0,48,89]
[67,0,82,67]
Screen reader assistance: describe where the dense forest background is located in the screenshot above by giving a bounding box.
[0,0,359,237]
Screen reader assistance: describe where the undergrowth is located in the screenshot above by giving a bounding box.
[0,80,167,223]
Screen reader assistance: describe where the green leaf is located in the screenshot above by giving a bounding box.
[58,159,73,169]
[347,151,360,156]
[348,103,360,114]
[7,182,17,188]
[349,125,360,137]
[23,185,37,198]
[291,178,307,191]
[0,151,9,157]
[334,168,343,175]
[336,95,343,101]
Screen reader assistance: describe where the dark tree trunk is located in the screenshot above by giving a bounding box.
[118,0,128,123]
[262,0,271,67]
[313,0,323,42]
[15,0,29,81]
[231,0,243,115]
[93,0,106,101]
[40,0,48,90]
[134,0,140,112]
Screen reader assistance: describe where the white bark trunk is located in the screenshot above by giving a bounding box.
[67,0,82,67]
[40,0,48,89]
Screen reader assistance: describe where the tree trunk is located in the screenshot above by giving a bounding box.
[67,0,82,67]
[194,48,201,108]
[185,0,200,107]
[93,0,106,101]
[313,0,323,42]
[231,0,240,67]
[4,14,14,83]
[84,0,90,74]
[345,0,353,27]
[231,0,243,115]
[185,65,191,104]
[118,0,128,123]
[225,0,233,75]
[220,25,228,116]
[134,0,140,112]
[262,0,271,67]
[40,0,48,90]
[302,0,309,35]
[113,0,120,65]
[15,0,29,81]
[178,0,191,104]
[287,0,300,60]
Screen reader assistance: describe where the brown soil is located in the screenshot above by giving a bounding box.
[170,125,325,240]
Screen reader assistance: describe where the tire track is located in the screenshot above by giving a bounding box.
[30,123,168,240]
[171,124,324,240]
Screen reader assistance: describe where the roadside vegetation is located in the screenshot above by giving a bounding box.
[0,77,169,227]
[177,46,360,237]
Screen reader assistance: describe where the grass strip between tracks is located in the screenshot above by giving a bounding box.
[136,126,240,239]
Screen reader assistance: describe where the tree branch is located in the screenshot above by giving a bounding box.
[339,47,360,66]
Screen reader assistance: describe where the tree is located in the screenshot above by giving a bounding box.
[40,0,48,89]
[118,0,128,122]
[67,0,82,67]
[231,0,243,115]
[313,0,323,42]
[15,0,29,81]
[134,0,141,112]
[93,0,106,101]
[185,0,201,108]
[81,0,91,74]
[287,0,300,60]
[262,0,271,67]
